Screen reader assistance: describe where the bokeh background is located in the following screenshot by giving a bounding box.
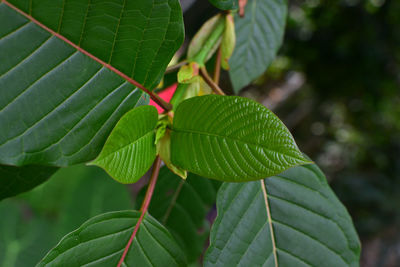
[236,0,400,265]
[1,0,399,266]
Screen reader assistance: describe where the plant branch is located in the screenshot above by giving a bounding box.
[165,60,187,74]
[239,0,248,17]
[200,67,225,95]
[213,47,222,84]
[117,156,162,267]
[162,180,184,224]
[2,0,172,112]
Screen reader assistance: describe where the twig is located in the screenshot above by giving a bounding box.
[165,60,187,74]
[239,0,248,17]
[213,47,222,84]
[200,67,225,95]
[117,156,162,267]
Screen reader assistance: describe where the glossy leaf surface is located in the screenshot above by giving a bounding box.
[0,0,184,166]
[229,0,287,92]
[171,95,309,182]
[204,164,361,266]
[137,166,220,262]
[89,106,158,184]
[0,164,57,200]
[38,211,187,267]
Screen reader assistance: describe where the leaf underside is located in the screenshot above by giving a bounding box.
[171,95,309,182]
[90,105,158,184]
[0,0,184,166]
[136,166,220,262]
[0,164,57,200]
[38,211,187,267]
[204,164,361,267]
[229,0,287,92]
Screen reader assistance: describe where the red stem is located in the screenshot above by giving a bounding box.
[117,156,162,267]
[2,0,172,112]
[213,47,222,84]
[200,67,225,95]
[239,0,248,17]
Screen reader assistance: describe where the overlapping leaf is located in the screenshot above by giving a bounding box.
[171,95,310,182]
[229,0,287,92]
[89,106,158,184]
[136,166,220,262]
[204,164,361,266]
[38,211,187,267]
[0,164,57,200]
[0,0,184,166]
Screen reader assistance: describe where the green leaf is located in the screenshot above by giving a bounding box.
[0,164,57,201]
[0,0,184,166]
[177,62,200,84]
[89,106,158,184]
[204,163,361,266]
[136,166,220,263]
[170,83,190,111]
[171,95,310,182]
[220,14,236,70]
[229,0,287,92]
[157,130,187,179]
[187,14,225,65]
[209,0,238,10]
[38,211,187,267]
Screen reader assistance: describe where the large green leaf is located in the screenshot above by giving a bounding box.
[38,211,187,267]
[136,166,220,262]
[229,0,287,92]
[171,95,309,182]
[0,164,57,200]
[204,164,361,266]
[0,0,184,166]
[209,0,238,10]
[89,105,158,184]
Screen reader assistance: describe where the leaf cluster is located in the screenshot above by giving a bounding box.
[0,0,361,266]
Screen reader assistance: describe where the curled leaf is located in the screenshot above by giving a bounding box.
[188,14,225,65]
[178,62,200,84]
[157,129,187,179]
[221,13,236,70]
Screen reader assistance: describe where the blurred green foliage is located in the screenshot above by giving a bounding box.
[252,0,400,238]
[0,165,132,266]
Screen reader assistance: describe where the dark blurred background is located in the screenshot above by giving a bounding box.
[232,0,400,266]
[186,0,400,265]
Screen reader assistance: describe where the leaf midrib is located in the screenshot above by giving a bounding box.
[1,0,152,94]
[96,131,154,162]
[261,179,278,267]
[172,127,301,157]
